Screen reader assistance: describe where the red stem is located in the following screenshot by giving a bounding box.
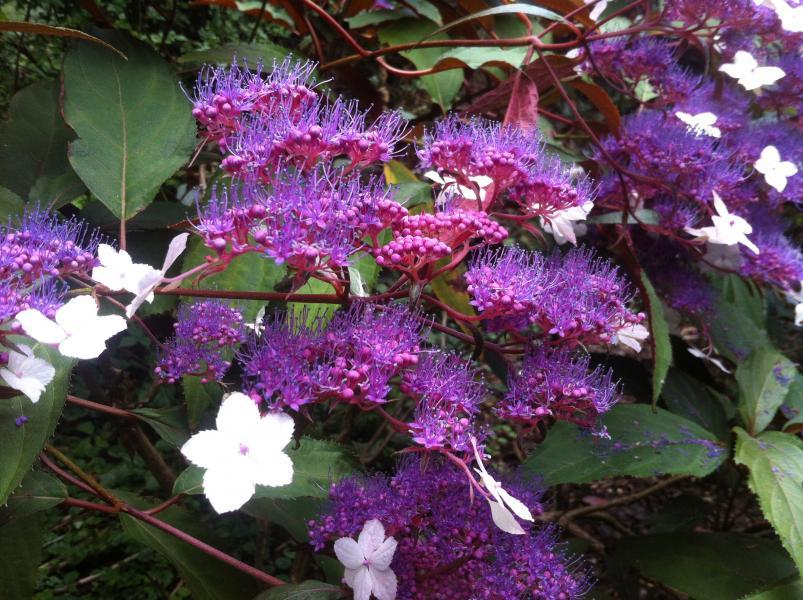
[149,288,407,303]
[67,395,137,419]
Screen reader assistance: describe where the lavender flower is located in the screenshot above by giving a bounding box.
[739,230,803,292]
[498,347,620,430]
[155,301,245,383]
[310,458,587,599]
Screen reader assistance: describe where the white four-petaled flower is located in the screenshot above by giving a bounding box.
[754,145,798,193]
[334,519,398,600]
[685,192,760,255]
[0,344,55,403]
[92,244,160,295]
[180,392,294,514]
[542,200,594,245]
[471,438,533,535]
[675,111,722,138]
[16,296,127,360]
[125,233,189,318]
[718,51,785,90]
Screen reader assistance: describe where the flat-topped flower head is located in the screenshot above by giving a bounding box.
[0,344,55,403]
[180,392,294,513]
[16,296,127,360]
[334,519,398,600]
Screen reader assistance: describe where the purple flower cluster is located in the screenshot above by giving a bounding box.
[403,353,486,453]
[197,169,408,271]
[155,301,245,383]
[191,59,405,178]
[466,246,644,345]
[498,347,619,431]
[239,303,424,410]
[309,458,589,599]
[418,116,595,219]
[0,208,98,327]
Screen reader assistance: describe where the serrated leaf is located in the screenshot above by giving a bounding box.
[0,340,74,504]
[710,274,769,363]
[63,32,196,220]
[0,514,45,600]
[243,496,324,542]
[253,580,341,599]
[641,272,672,405]
[132,406,190,447]
[0,469,66,526]
[736,349,796,435]
[742,578,803,599]
[253,437,357,500]
[521,404,727,485]
[734,428,803,575]
[661,368,729,441]
[0,80,85,200]
[781,374,803,433]
[611,532,797,600]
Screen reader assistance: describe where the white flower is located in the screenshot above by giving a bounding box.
[125,233,189,318]
[687,347,732,374]
[584,0,608,21]
[541,200,594,245]
[471,439,533,535]
[180,392,294,513]
[0,344,55,403]
[718,51,785,90]
[91,244,160,294]
[424,171,493,205]
[615,323,650,353]
[766,0,803,32]
[15,296,127,360]
[334,519,398,600]
[685,192,760,255]
[754,145,798,193]
[675,111,722,138]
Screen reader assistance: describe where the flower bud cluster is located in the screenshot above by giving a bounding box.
[155,301,245,383]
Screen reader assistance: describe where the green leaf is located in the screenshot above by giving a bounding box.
[640,272,672,406]
[661,368,729,441]
[131,406,190,447]
[782,374,803,433]
[0,21,126,57]
[347,9,411,28]
[710,274,769,363]
[183,377,224,430]
[734,428,803,575]
[436,46,528,69]
[612,532,797,600]
[383,160,419,184]
[178,42,294,68]
[120,506,259,600]
[0,340,74,504]
[253,580,342,599]
[521,404,727,485]
[0,469,66,526]
[63,32,196,220]
[173,465,204,496]
[0,80,85,199]
[589,209,659,225]
[0,514,45,600]
[736,349,796,435]
[182,236,287,321]
[291,278,338,328]
[253,437,357,499]
[430,3,566,37]
[0,186,24,220]
[742,578,803,599]
[243,497,324,542]
[378,20,462,112]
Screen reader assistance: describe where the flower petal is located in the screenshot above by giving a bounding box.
[358,519,387,557]
[351,566,373,600]
[15,309,67,345]
[253,411,295,452]
[497,487,534,522]
[370,565,398,600]
[54,296,99,336]
[216,392,261,438]
[162,233,189,272]
[0,368,47,403]
[488,499,526,535]
[202,467,255,513]
[181,430,232,470]
[369,536,398,571]
[334,537,365,569]
[249,450,293,488]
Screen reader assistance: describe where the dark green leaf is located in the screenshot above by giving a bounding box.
[253,438,357,500]
[743,578,803,599]
[0,80,84,199]
[0,514,45,600]
[645,495,712,534]
[173,465,204,496]
[734,428,803,575]
[291,278,338,328]
[612,532,797,600]
[710,275,769,363]
[178,42,293,68]
[253,580,341,599]
[63,32,196,220]
[244,497,324,542]
[736,349,796,435]
[0,21,126,57]
[183,377,223,430]
[120,505,259,600]
[346,10,412,28]
[0,469,66,526]
[521,404,727,485]
[782,373,803,433]
[0,340,74,504]
[430,3,566,37]
[661,368,729,441]
[640,273,672,406]
[131,406,190,447]
[436,46,528,69]
[589,209,659,225]
[0,186,24,220]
